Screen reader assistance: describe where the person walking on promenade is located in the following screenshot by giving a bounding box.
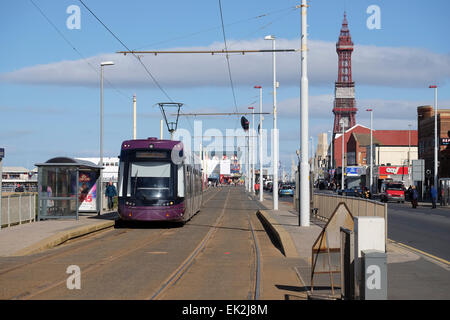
[105,181,117,210]
[411,186,418,208]
[430,184,438,209]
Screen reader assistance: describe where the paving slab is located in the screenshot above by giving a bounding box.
[0,212,117,257]
[258,193,450,300]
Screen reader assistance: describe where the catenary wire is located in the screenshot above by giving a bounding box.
[132,5,297,50]
[78,0,174,103]
[218,0,240,133]
[28,0,131,101]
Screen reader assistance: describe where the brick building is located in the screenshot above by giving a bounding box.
[333,124,370,168]
[347,130,418,167]
[417,105,450,182]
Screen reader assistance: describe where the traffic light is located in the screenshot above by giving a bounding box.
[241,116,249,131]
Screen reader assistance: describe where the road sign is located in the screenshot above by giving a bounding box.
[0,148,4,159]
[412,159,424,181]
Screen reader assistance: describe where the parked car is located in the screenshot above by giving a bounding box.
[380,183,405,203]
[337,187,362,197]
[279,185,294,197]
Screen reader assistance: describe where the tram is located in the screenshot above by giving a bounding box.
[117,137,202,223]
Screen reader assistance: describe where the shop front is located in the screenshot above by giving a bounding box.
[376,166,410,192]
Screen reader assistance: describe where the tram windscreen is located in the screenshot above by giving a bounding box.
[127,161,173,199]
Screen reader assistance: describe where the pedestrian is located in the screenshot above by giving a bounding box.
[430,184,438,209]
[407,185,412,201]
[411,185,418,208]
[255,182,260,194]
[105,181,117,210]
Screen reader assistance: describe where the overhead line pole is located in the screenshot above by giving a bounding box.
[299,0,310,226]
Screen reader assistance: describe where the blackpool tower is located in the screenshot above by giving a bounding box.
[333,12,357,135]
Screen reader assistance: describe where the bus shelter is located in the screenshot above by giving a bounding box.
[35,157,103,220]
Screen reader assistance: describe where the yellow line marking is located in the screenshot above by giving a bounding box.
[388,239,450,266]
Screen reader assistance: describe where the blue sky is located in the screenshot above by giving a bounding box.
[1,0,450,171]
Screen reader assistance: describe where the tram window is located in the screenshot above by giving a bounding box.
[128,161,172,199]
[177,165,184,197]
[118,161,124,197]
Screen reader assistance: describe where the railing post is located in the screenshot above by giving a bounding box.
[7,195,10,227]
[384,202,388,252]
[19,194,22,225]
[29,194,32,223]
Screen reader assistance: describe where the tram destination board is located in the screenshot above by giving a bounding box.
[136,151,169,159]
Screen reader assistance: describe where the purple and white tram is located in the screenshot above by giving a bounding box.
[117,138,202,223]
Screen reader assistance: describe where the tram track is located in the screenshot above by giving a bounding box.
[147,187,231,300]
[247,214,261,300]
[3,188,223,300]
[0,188,220,278]
[147,187,262,300]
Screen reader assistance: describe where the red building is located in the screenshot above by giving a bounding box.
[347,130,418,166]
[333,124,370,168]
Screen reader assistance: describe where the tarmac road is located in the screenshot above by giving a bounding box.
[387,202,450,262]
[0,186,302,300]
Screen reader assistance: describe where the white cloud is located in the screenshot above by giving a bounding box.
[1,39,449,88]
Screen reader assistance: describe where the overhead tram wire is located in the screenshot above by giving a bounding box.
[228,7,299,48]
[28,0,131,101]
[78,0,174,103]
[131,5,298,51]
[218,0,240,132]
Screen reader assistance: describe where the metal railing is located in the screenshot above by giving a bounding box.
[313,193,386,221]
[0,193,37,229]
[312,192,387,245]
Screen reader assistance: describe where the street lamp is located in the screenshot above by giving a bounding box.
[254,85,264,202]
[248,106,255,193]
[429,85,438,189]
[328,130,333,170]
[100,61,114,215]
[340,119,345,191]
[299,0,310,226]
[408,123,412,185]
[366,109,373,193]
[310,136,314,184]
[265,34,278,210]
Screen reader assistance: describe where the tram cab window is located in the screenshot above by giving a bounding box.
[127,161,172,199]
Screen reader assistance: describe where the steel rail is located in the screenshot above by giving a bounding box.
[6,189,221,299]
[1,188,219,278]
[248,214,261,300]
[147,187,231,300]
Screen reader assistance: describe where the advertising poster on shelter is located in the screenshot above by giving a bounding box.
[78,171,97,211]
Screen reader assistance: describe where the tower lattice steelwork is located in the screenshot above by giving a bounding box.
[333,13,357,135]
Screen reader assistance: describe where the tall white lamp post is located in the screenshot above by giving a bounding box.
[429,85,438,188]
[254,85,264,201]
[366,109,373,193]
[265,35,278,211]
[299,0,309,226]
[249,106,255,193]
[340,119,345,191]
[100,61,114,214]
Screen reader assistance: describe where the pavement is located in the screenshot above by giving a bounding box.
[0,211,117,257]
[256,192,450,300]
